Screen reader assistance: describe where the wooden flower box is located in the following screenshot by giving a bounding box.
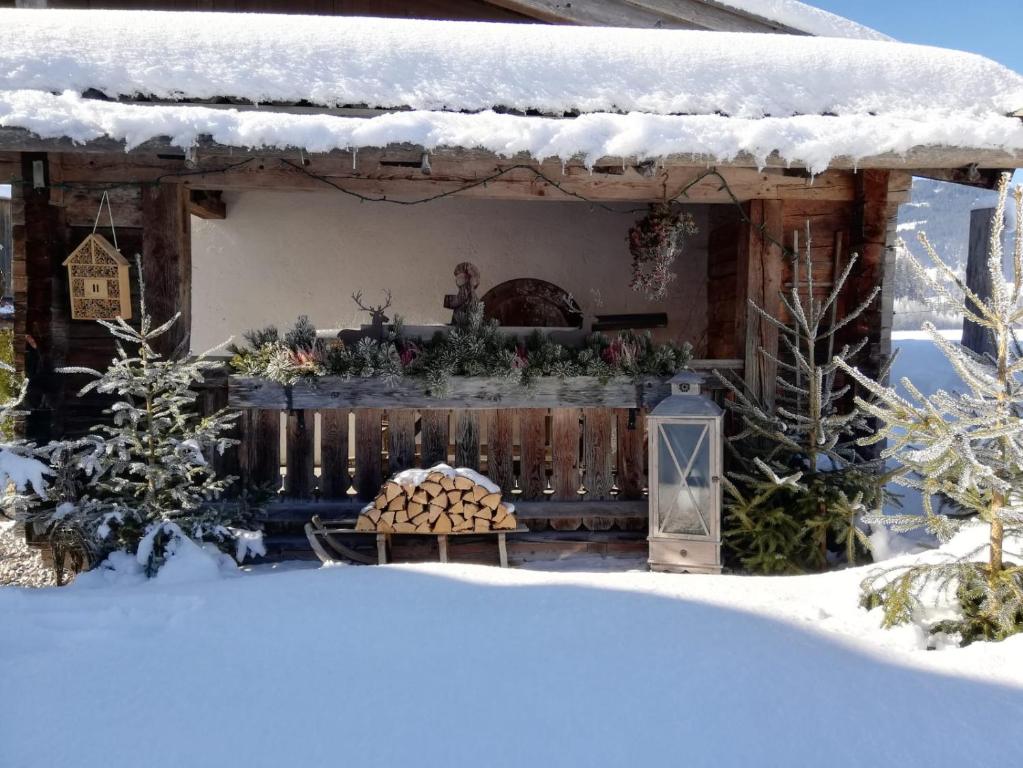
[227,374,674,411]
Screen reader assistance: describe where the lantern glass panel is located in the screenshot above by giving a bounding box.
[656,422,711,537]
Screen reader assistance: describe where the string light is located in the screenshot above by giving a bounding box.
[8,155,798,258]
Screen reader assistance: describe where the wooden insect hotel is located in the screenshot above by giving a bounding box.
[62,233,132,321]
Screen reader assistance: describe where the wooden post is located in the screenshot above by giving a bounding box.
[963,207,997,358]
[141,184,191,359]
[18,152,69,442]
[739,199,784,407]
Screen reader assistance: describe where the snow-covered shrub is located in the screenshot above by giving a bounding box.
[38,257,262,576]
[839,175,1023,644]
[716,228,889,574]
[0,369,50,522]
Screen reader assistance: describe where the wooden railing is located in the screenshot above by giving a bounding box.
[234,406,648,503]
[199,361,742,512]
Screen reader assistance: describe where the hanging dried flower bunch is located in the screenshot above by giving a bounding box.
[628,203,698,300]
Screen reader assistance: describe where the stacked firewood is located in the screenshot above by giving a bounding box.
[356,471,517,533]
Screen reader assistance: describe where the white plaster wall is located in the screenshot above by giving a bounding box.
[191,190,708,353]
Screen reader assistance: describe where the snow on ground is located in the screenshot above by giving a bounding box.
[0,11,1021,171]
[2,539,1022,768]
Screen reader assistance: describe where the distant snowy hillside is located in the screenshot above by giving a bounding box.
[893,177,1017,329]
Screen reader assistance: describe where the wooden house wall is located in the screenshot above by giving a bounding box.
[2,148,907,448]
[0,196,10,298]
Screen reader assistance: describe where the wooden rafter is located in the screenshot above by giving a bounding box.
[486,0,806,32]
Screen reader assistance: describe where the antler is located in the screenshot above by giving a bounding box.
[352,290,392,316]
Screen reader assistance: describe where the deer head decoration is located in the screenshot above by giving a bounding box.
[352,290,393,340]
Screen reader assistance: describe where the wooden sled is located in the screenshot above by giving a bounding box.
[305,514,526,567]
[305,515,377,565]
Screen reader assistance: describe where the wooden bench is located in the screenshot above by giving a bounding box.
[306,515,527,567]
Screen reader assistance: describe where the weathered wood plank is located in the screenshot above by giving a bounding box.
[518,409,547,501]
[228,375,671,410]
[63,185,143,228]
[199,380,238,482]
[485,408,515,494]
[284,409,315,499]
[141,184,191,359]
[419,409,449,467]
[240,409,280,491]
[453,409,481,470]
[582,408,614,501]
[354,408,383,501]
[319,409,349,500]
[963,207,996,357]
[551,408,581,501]
[387,408,417,474]
[615,408,646,500]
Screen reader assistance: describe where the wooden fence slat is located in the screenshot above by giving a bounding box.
[454,410,481,470]
[240,409,280,492]
[420,409,450,467]
[582,408,614,501]
[485,409,515,494]
[199,383,238,483]
[388,409,417,474]
[355,408,383,501]
[320,409,349,500]
[551,408,581,501]
[284,410,316,499]
[616,408,646,500]
[518,409,547,500]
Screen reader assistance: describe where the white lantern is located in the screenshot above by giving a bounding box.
[647,372,723,573]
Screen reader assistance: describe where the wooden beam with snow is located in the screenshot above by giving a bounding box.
[2,127,1020,173]
[52,153,862,203]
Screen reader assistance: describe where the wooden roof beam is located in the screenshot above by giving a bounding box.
[485,0,698,28]
[623,0,806,33]
[2,128,1021,174]
[488,0,806,32]
[187,189,226,219]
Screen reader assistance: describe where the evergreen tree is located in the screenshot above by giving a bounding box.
[716,226,890,573]
[0,366,50,521]
[41,257,258,574]
[839,174,1023,644]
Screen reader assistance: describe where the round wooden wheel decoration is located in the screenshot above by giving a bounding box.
[481,278,583,328]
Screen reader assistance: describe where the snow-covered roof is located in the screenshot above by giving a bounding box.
[1,10,1022,173]
[699,0,888,40]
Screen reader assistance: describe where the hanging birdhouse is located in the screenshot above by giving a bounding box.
[62,233,132,320]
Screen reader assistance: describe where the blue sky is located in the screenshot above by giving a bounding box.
[811,1,1023,73]
[810,1,1022,180]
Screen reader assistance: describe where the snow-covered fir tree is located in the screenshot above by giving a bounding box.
[840,174,1023,644]
[41,257,260,575]
[717,227,890,573]
[0,367,50,521]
